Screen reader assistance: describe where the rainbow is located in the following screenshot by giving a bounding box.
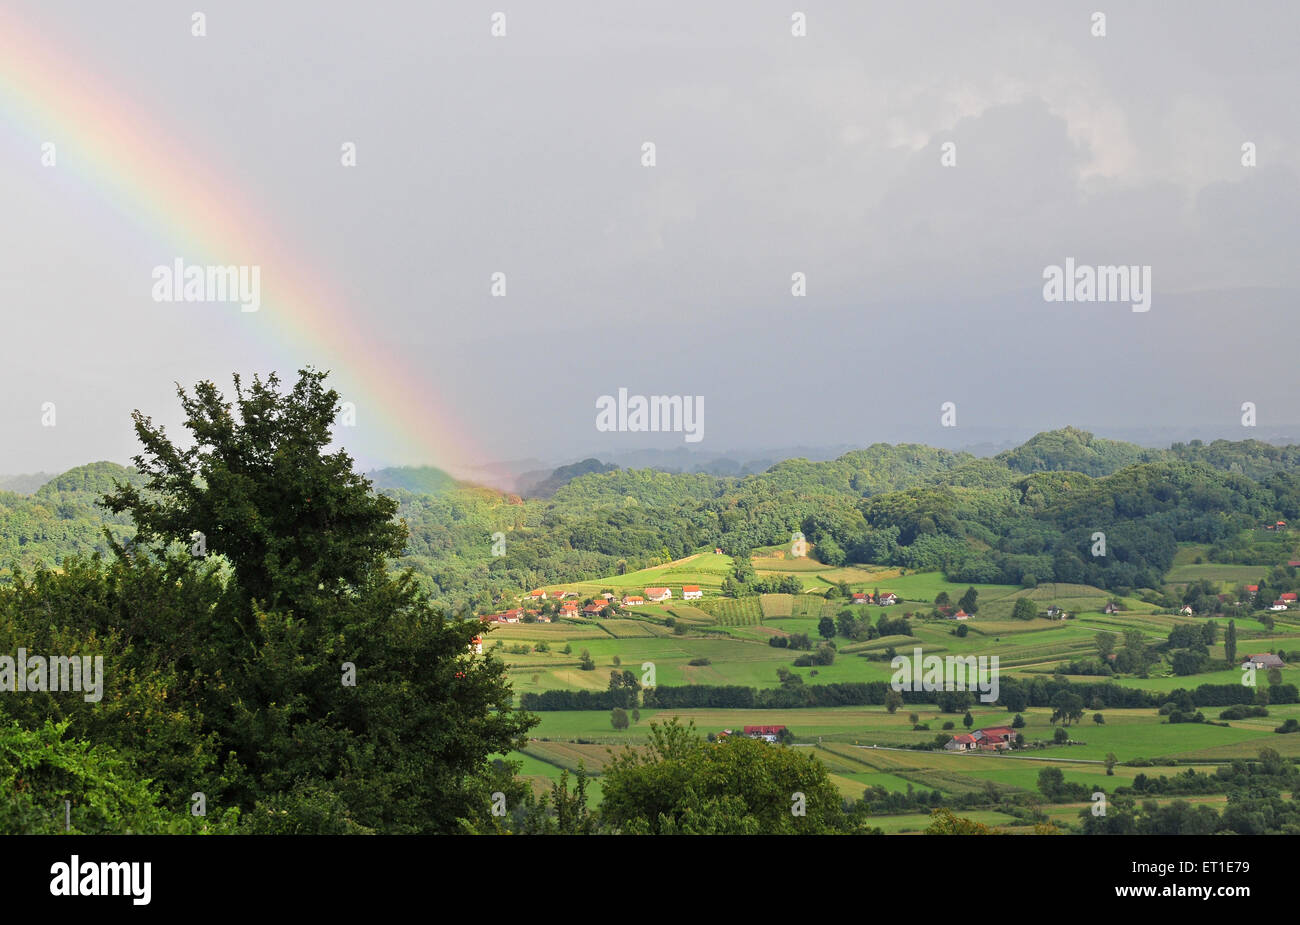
[0,8,483,473]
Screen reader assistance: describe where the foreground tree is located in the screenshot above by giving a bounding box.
[99,368,535,832]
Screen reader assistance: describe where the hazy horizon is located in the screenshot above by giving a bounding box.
[4,1,1298,479]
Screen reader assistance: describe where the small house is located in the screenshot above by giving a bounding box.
[1242,653,1286,670]
[742,725,786,743]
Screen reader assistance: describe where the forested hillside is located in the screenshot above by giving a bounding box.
[5,429,1300,605]
[0,462,143,579]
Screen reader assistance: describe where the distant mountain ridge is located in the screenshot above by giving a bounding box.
[365,465,458,495]
[516,458,620,498]
[0,472,56,495]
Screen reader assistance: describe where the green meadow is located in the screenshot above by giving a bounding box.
[498,547,1300,830]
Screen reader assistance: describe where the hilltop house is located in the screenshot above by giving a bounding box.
[1179,605,1195,615]
[1242,653,1286,670]
[623,595,645,606]
[851,592,870,605]
[952,610,971,621]
[683,585,703,600]
[1246,585,1260,598]
[1272,600,1290,611]
[528,589,547,601]
[877,592,898,606]
[645,587,671,602]
[1282,592,1298,603]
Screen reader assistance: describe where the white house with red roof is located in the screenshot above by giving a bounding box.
[851,592,870,604]
[645,587,671,602]
[623,595,645,606]
[528,589,547,600]
[682,585,702,600]
[482,608,522,624]
[877,592,898,606]
[945,733,977,751]
[743,725,786,743]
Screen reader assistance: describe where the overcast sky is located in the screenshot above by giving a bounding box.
[2,1,1298,479]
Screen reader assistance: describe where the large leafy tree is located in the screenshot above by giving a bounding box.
[103,369,407,619]
[100,368,535,832]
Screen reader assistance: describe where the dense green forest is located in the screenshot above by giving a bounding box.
[6,425,1300,608]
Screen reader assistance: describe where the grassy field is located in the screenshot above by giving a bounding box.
[490,546,1300,831]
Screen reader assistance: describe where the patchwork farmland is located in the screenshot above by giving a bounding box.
[491,545,1300,833]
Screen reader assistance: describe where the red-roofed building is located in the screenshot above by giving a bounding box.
[1281,593,1297,602]
[623,595,645,606]
[645,587,671,602]
[953,610,970,620]
[743,725,787,742]
[559,601,579,616]
[682,585,703,600]
[482,608,523,624]
[944,733,978,751]
[877,592,898,606]
[528,589,547,600]
[972,727,1013,750]
[851,592,870,604]
[583,602,607,616]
